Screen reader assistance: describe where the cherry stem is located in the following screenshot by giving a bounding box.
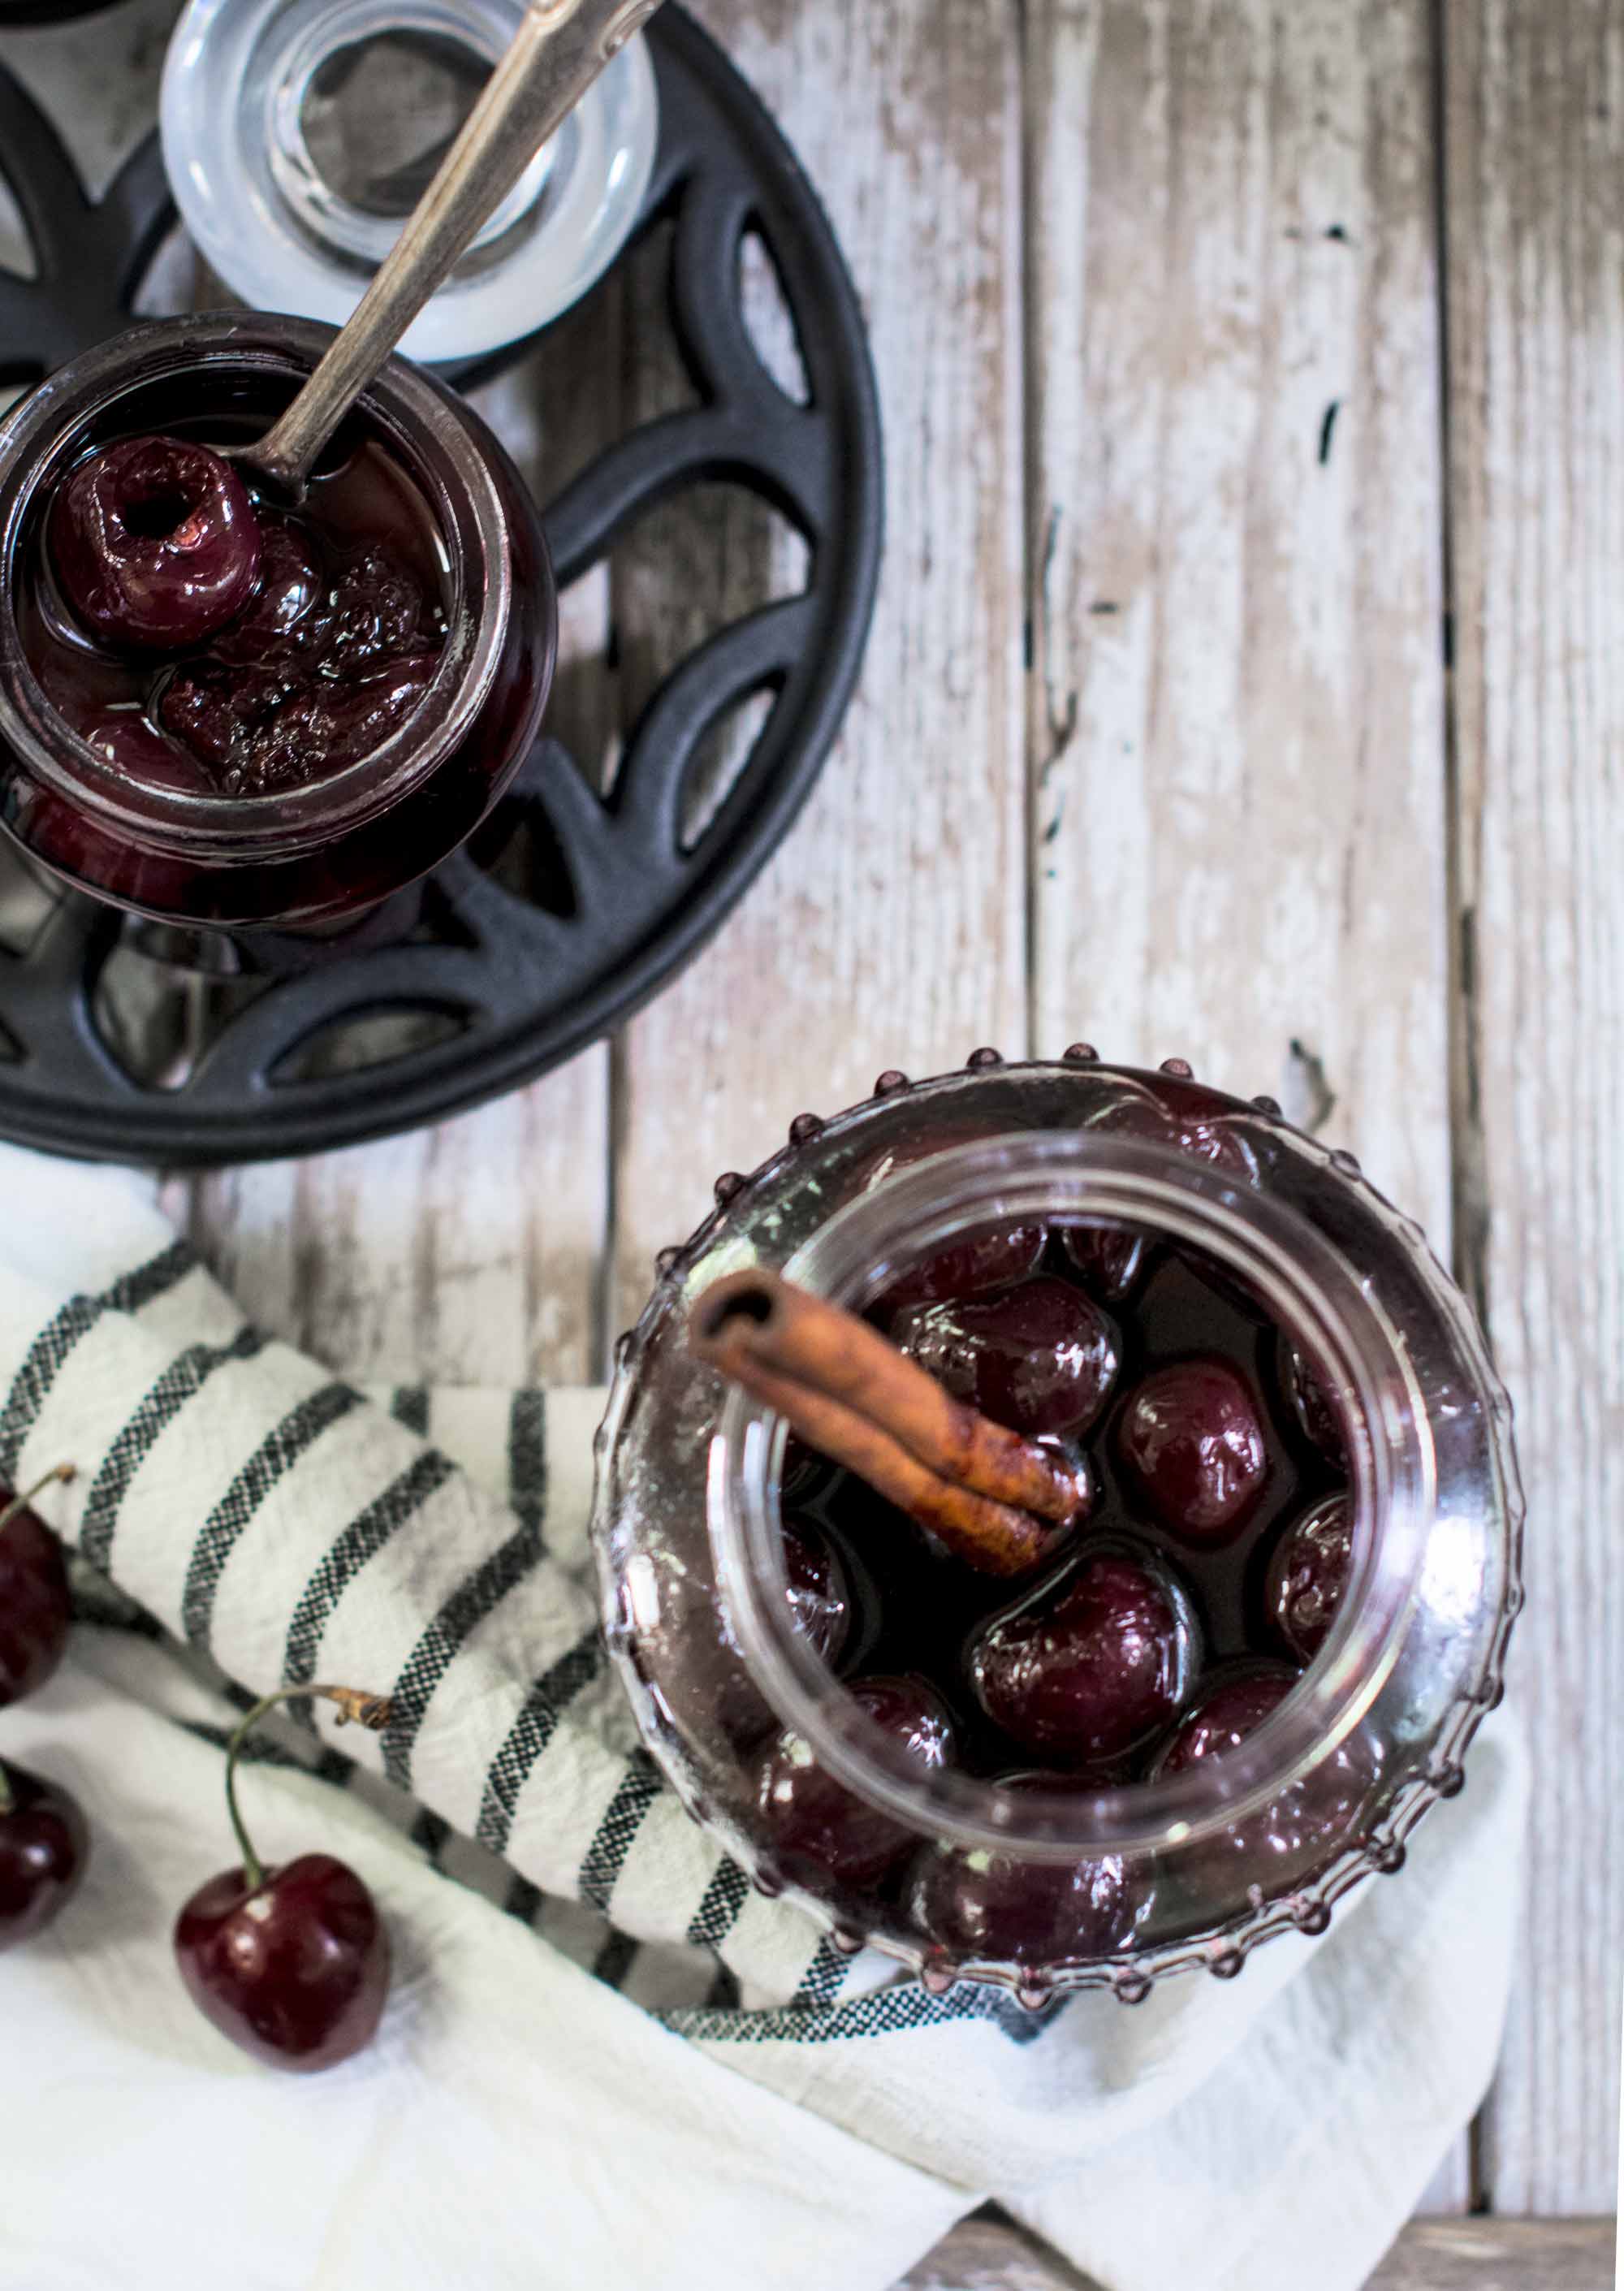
[223,1684,393,1892]
[0,1760,12,1818]
[0,1462,76,1537]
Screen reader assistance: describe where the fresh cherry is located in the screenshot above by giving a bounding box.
[174,1684,393,2072]
[781,1514,852,1666]
[175,1852,390,2074]
[967,1545,1197,1763]
[751,1674,955,1892]
[0,1758,89,1950]
[1118,1357,1268,1541]
[874,1224,1047,1316]
[892,1275,1120,1439]
[1061,1221,1149,1302]
[1264,1493,1354,1662]
[0,1465,78,1708]
[50,436,262,651]
[904,1773,1138,1967]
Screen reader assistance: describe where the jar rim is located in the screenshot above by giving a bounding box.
[0,312,513,862]
[711,1127,1439,1861]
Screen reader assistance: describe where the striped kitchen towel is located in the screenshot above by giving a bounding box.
[0,1142,1531,2291]
[0,1147,900,2020]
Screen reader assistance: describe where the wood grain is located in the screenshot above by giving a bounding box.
[890,2214,1617,2291]
[1022,0,1450,1234]
[1440,0,1624,2219]
[607,0,1030,1337]
[1020,0,1471,2214]
[173,305,624,1389]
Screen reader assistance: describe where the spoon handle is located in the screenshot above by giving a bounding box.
[245,0,665,496]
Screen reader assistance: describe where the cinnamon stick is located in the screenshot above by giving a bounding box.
[689,1269,1090,1577]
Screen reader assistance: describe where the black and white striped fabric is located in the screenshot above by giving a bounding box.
[0,1159,1037,2033]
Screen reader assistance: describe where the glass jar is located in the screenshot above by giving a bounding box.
[591,1054,1522,2002]
[0,313,556,932]
[159,0,659,365]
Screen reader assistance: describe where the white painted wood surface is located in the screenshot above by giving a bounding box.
[3,0,1605,2262]
[1024,0,1450,1228]
[1021,0,1470,2220]
[606,0,1029,1336]
[1440,0,1624,2220]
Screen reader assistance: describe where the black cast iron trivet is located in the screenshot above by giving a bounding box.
[0,5,883,1163]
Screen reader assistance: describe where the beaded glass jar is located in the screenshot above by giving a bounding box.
[591,1055,1522,2002]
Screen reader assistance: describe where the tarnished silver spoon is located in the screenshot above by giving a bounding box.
[234,0,665,501]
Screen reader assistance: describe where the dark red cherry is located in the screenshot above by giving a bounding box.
[1155,1665,1298,1774]
[0,1467,76,1707]
[874,1224,1047,1316]
[1118,1357,1268,1541]
[904,1773,1138,1968]
[1281,1336,1348,1468]
[174,1852,390,2073]
[1092,1076,1258,1183]
[1151,1662,1375,1877]
[49,436,262,651]
[751,1674,955,1892]
[967,1546,1198,1764]
[76,707,216,794]
[158,661,294,778]
[892,1275,1120,1439]
[781,1514,852,1666]
[233,655,438,790]
[0,1761,89,1949]
[1264,1493,1354,1662]
[1061,1221,1149,1302]
[305,544,430,664]
[210,516,322,664]
[161,654,436,794]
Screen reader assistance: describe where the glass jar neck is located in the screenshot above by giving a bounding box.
[711,1130,1437,1860]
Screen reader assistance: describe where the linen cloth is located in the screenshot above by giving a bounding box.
[0,1143,1528,2291]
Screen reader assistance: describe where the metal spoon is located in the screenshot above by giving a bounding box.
[235,0,666,500]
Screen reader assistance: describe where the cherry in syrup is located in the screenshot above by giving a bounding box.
[28,426,448,801]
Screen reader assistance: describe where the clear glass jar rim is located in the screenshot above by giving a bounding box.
[712,1128,1438,1860]
[0,313,513,858]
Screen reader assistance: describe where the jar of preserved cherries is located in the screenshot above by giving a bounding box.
[0,313,556,933]
[592,1054,1522,2003]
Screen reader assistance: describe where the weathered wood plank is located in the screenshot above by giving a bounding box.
[173,310,623,1388]
[1021,0,1469,2211]
[895,2214,1095,2291]
[892,2214,1617,2291]
[607,0,1030,1336]
[1023,0,1450,1232]
[1440,0,1624,2218]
